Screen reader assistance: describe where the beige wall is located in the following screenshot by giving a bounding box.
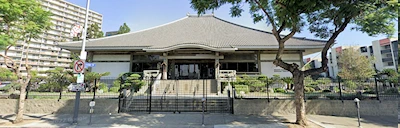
[234,99,397,117]
[0,99,118,114]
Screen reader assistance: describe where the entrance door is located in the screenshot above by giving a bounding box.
[170,62,215,79]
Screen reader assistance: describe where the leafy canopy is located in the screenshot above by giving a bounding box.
[0,0,52,50]
[337,47,375,79]
[191,0,397,39]
[117,23,131,34]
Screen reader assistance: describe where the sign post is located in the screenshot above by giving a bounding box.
[72,0,90,124]
[89,101,95,125]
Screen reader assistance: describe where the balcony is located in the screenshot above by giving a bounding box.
[380,49,391,54]
[382,57,393,62]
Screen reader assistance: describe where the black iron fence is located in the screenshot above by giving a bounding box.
[231,76,400,101]
[118,78,233,114]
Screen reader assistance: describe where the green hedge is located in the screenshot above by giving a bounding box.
[274,88,285,93]
[235,85,249,94]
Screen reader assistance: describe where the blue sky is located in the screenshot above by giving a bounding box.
[67,0,398,58]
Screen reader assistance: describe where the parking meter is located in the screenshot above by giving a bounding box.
[354,98,361,127]
[353,98,360,108]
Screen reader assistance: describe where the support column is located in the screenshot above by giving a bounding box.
[87,52,94,72]
[299,51,304,67]
[129,52,134,72]
[162,53,168,80]
[215,52,221,95]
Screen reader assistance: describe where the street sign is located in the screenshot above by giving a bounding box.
[85,63,96,68]
[77,73,84,83]
[74,60,85,73]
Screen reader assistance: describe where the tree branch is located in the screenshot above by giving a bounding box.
[277,21,286,34]
[304,17,352,76]
[2,46,17,71]
[273,59,299,73]
[253,0,281,41]
[25,37,32,76]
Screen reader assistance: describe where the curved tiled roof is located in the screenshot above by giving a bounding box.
[59,14,326,51]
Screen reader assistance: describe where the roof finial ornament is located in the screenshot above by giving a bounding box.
[186,12,190,16]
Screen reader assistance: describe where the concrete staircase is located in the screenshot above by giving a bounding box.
[125,98,230,113]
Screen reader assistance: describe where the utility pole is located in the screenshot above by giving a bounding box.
[72,0,90,124]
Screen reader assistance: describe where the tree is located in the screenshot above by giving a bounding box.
[87,23,104,39]
[84,71,110,92]
[281,77,293,90]
[117,23,130,34]
[381,69,399,87]
[45,67,73,100]
[0,67,17,81]
[190,0,397,125]
[0,0,52,123]
[337,48,375,79]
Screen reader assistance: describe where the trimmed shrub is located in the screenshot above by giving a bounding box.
[384,88,398,94]
[235,85,249,94]
[274,88,285,93]
[304,87,315,93]
[98,82,108,93]
[363,90,375,94]
[322,89,331,93]
[109,87,119,93]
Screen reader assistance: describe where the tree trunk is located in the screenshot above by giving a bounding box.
[13,81,27,123]
[293,70,307,126]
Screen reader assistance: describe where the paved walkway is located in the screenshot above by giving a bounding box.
[273,114,397,128]
[0,113,287,128]
[1,113,397,128]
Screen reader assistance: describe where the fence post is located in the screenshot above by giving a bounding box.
[266,80,270,102]
[374,77,380,101]
[92,79,97,101]
[338,77,343,102]
[25,80,30,99]
[231,88,234,114]
[149,76,153,114]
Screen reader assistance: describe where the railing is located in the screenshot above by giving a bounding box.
[219,70,236,82]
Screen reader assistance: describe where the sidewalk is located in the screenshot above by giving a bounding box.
[0,113,287,128]
[273,114,397,128]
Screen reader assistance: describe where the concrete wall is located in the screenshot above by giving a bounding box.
[0,99,118,114]
[234,99,397,117]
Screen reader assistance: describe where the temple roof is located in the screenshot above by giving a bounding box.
[59,14,326,52]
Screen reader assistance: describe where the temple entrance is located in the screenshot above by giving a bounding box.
[168,60,215,79]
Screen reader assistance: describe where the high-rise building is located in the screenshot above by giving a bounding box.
[0,0,103,76]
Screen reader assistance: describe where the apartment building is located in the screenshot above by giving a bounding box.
[0,0,103,75]
[371,38,398,71]
[303,58,328,77]
[327,38,398,78]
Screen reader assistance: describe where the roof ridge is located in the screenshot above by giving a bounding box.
[212,16,326,43]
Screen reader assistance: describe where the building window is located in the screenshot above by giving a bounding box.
[221,62,258,72]
[388,62,394,66]
[360,47,367,53]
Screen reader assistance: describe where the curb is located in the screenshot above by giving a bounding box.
[308,118,334,128]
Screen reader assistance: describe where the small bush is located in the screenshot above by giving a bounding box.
[322,90,331,93]
[384,88,398,94]
[304,87,315,93]
[333,87,340,92]
[274,88,285,93]
[235,85,249,94]
[307,96,319,99]
[98,82,108,93]
[363,90,375,94]
[109,87,119,93]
